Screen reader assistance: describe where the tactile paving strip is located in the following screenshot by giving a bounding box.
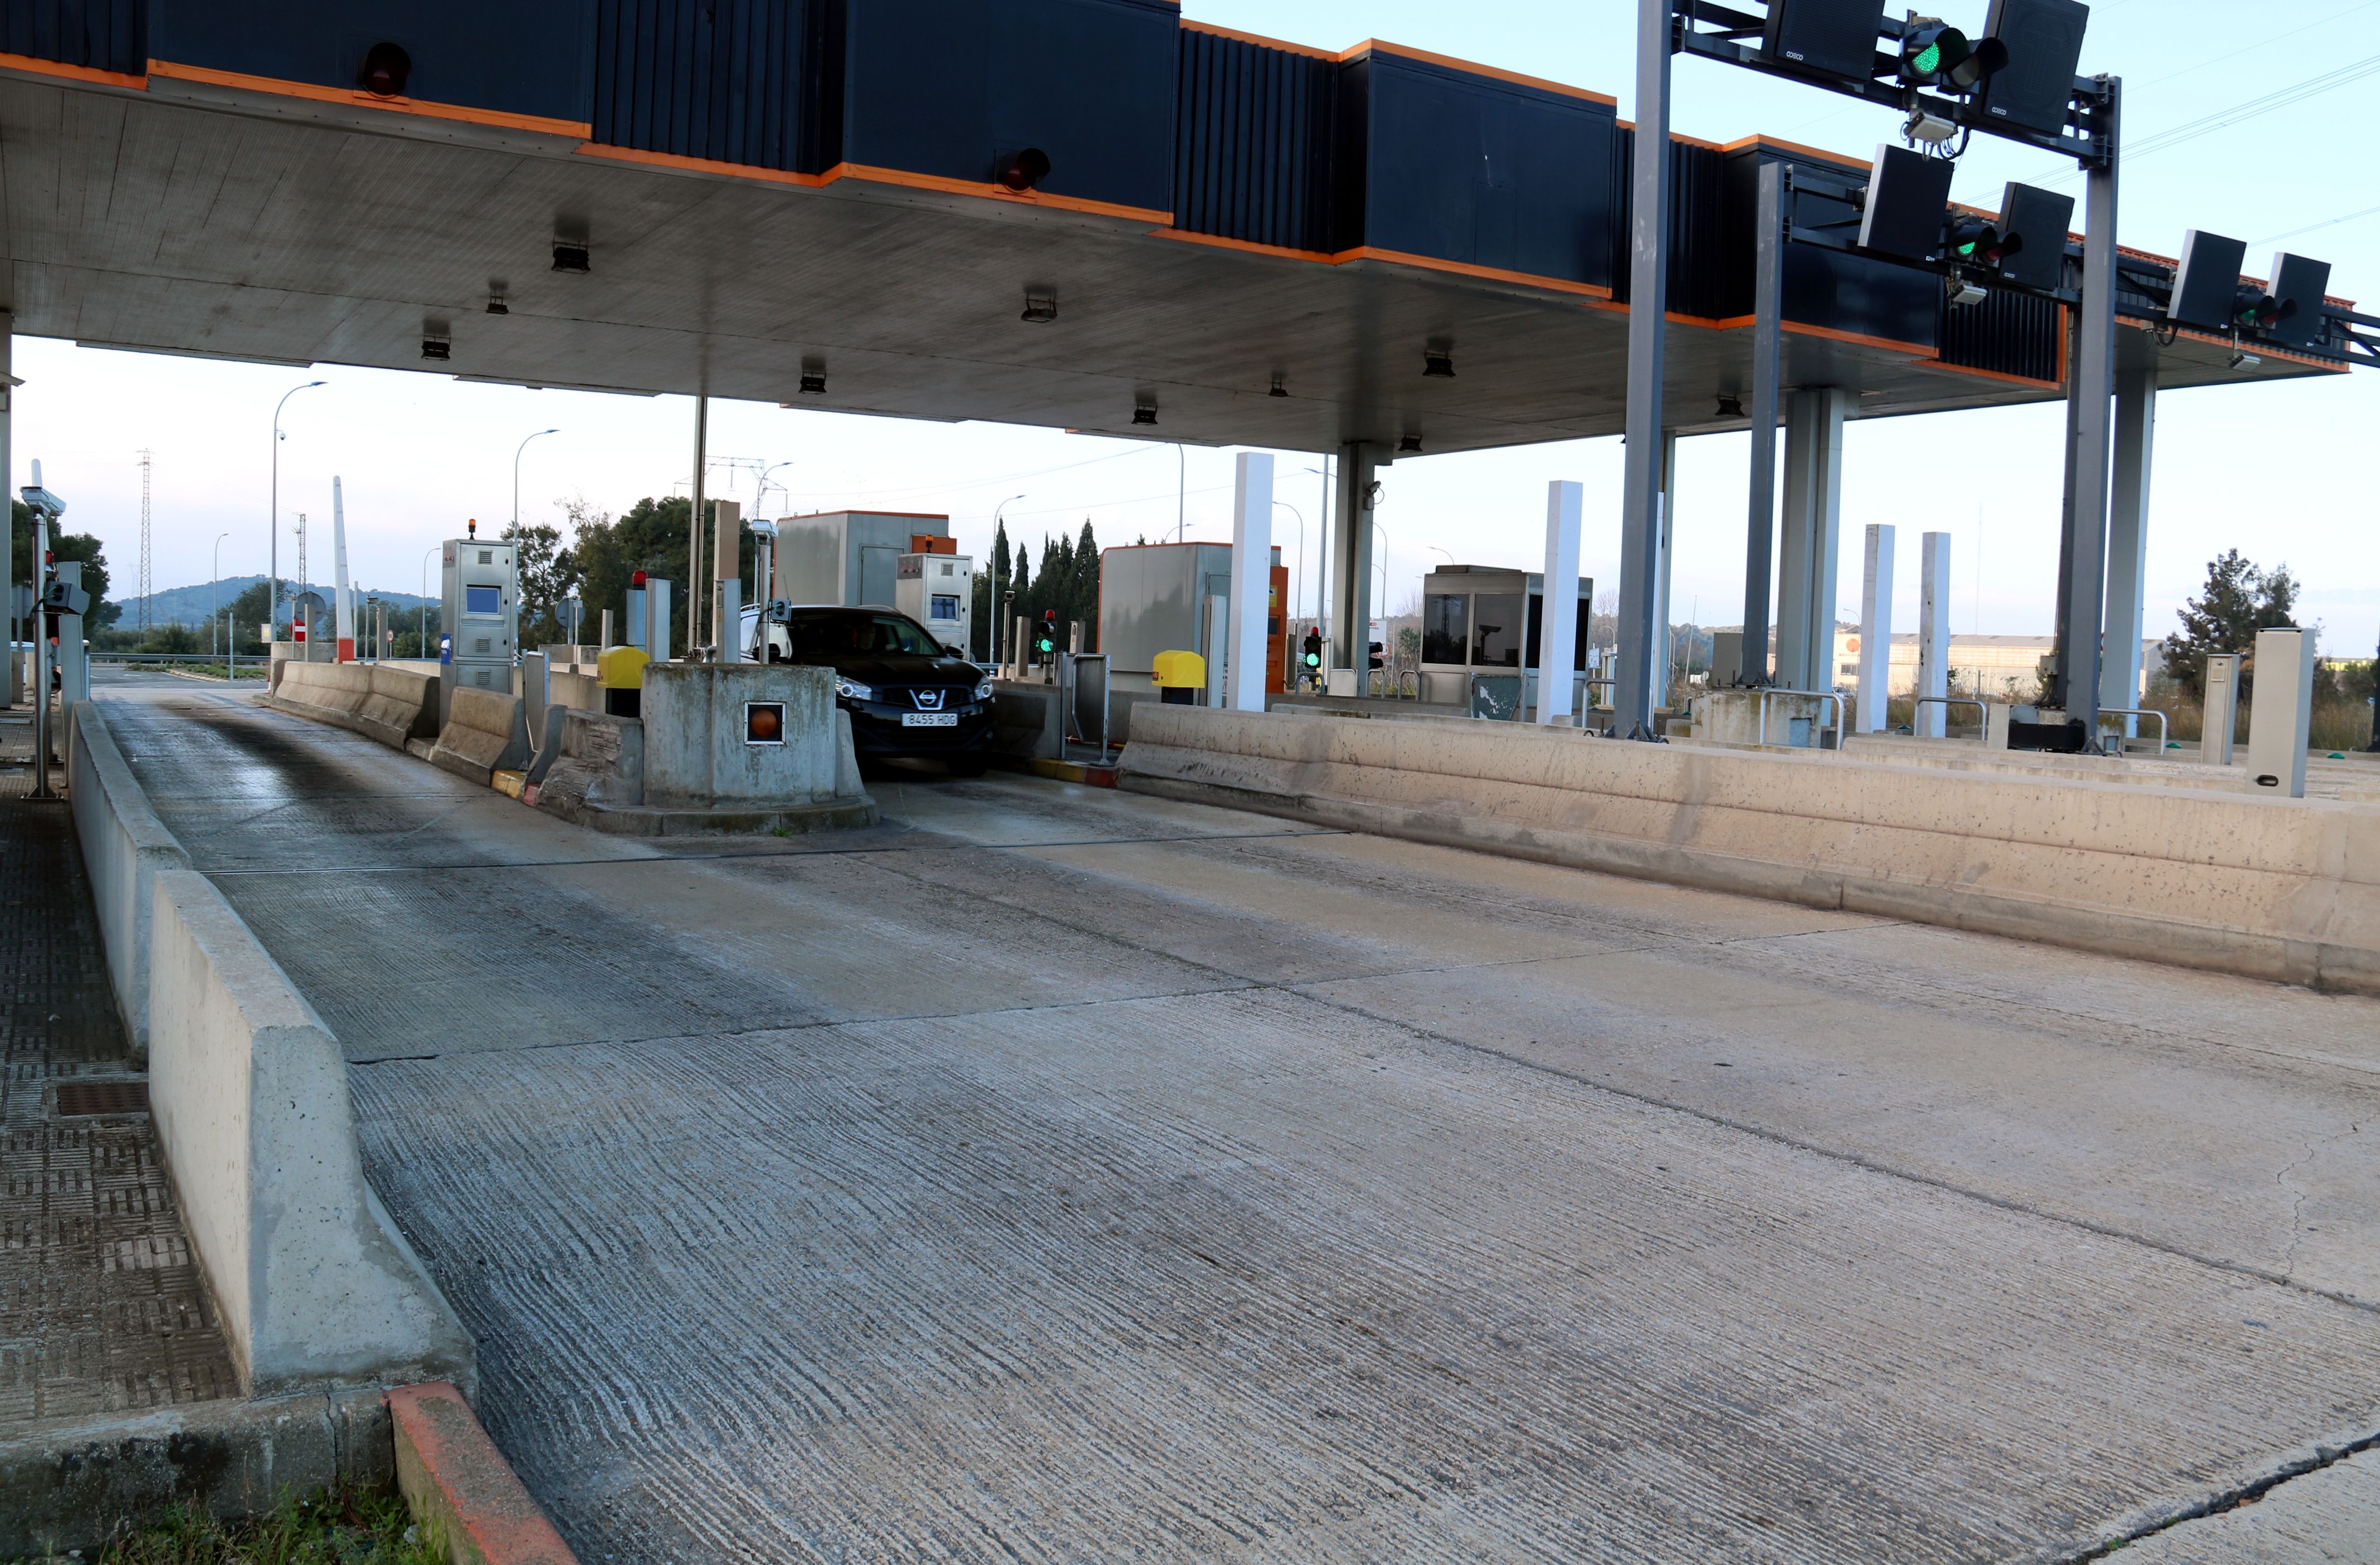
[0,779,237,1426]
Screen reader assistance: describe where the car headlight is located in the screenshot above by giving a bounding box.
[973,677,994,701]
[834,675,875,702]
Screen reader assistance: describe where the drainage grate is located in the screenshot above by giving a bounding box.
[56,1079,150,1117]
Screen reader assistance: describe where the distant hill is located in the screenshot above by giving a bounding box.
[126,576,433,627]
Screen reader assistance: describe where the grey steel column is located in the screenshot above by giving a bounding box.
[2057,79,2120,732]
[686,393,708,660]
[1330,442,1386,673]
[1614,0,1674,738]
[1739,161,1784,685]
[0,318,13,708]
[2098,363,2155,723]
[1774,388,1845,693]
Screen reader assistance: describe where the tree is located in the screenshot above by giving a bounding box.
[2160,550,2299,699]
[570,494,753,656]
[502,519,576,646]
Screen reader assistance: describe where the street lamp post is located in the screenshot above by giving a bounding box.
[1274,500,1304,625]
[991,494,1026,664]
[270,381,326,641]
[420,544,438,661]
[513,428,560,530]
[212,532,231,679]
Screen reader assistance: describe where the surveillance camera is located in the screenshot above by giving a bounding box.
[19,485,66,519]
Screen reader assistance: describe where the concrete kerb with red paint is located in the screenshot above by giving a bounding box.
[388,1383,580,1565]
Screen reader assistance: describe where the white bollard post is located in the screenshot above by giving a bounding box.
[1915,531,1951,738]
[2246,628,2315,798]
[1537,480,1584,725]
[332,477,355,662]
[1856,523,1895,733]
[1225,452,1274,712]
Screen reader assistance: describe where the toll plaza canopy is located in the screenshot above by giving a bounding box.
[0,1,2344,451]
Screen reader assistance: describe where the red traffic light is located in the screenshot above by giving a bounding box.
[997,148,1051,193]
[358,41,412,98]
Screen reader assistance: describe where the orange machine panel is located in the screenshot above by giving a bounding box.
[1267,564,1289,694]
[909,534,957,555]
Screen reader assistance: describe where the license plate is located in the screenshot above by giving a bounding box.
[901,711,958,728]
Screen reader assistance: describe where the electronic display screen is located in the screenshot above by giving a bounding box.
[465,584,501,615]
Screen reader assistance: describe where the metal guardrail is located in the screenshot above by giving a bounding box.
[1913,695,1989,740]
[1366,668,1419,699]
[2096,705,2170,753]
[1754,687,1849,750]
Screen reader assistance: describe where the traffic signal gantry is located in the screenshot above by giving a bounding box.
[1610,1,2377,748]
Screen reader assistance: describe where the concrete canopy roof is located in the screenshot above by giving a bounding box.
[0,61,2340,455]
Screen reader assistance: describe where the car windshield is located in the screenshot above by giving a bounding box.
[784,611,944,660]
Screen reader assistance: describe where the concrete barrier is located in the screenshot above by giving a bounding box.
[148,866,475,1396]
[427,684,530,784]
[1118,706,2380,994]
[67,702,188,1060]
[267,661,441,750]
[0,1384,392,1556]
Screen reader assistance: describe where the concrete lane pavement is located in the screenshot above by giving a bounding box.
[96,672,2380,1561]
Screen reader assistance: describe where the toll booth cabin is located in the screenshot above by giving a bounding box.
[1099,542,1286,703]
[892,539,973,659]
[774,511,953,610]
[1420,565,1594,715]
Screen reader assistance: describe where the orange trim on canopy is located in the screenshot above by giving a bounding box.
[0,50,144,89]
[148,60,592,137]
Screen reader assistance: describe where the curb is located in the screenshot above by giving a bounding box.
[1002,755,1119,787]
[388,1382,578,1565]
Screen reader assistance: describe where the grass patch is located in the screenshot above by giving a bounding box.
[13,1483,444,1565]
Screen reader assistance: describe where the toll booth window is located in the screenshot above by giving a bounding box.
[1423,594,1470,664]
[465,585,501,615]
[1471,594,1522,669]
[930,594,962,621]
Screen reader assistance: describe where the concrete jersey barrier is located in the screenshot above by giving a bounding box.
[1118,705,2380,994]
[428,684,530,783]
[67,701,191,1059]
[270,661,441,750]
[148,866,475,1396]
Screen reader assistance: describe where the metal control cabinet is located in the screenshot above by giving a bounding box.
[894,552,973,657]
[442,537,518,717]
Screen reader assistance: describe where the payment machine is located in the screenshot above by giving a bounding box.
[441,530,518,720]
[894,550,973,658]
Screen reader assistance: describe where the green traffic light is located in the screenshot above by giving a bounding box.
[1911,41,1940,75]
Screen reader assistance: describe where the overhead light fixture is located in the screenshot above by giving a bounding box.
[1269,374,1287,398]
[1132,402,1158,426]
[996,147,1051,193]
[485,291,509,315]
[798,369,827,395]
[1716,393,1744,418]
[1423,349,1455,379]
[421,334,451,361]
[1021,292,1057,324]
[552,240,590,274]
[358,41,412,98]
[1398,434,1423,454]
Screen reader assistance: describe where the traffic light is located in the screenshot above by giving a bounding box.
[1899,22,2006,91]
[1301,627,1323,670]
[1944,214,2015,268]
[1858,145,1957,264]
[2265,252,2333,349]
[1994,181,2074,291]
[1977,0,2092,140]
[2170,231,2250,331]
[1032,611,1057,657]
[2231,285,2292,333]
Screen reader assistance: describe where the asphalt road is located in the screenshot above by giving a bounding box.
[100,672,2380,1563]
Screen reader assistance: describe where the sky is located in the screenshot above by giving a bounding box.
[14,0,2377,656]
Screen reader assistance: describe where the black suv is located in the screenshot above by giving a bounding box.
[756,607,996,774]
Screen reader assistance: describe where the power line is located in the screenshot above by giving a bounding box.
[2251,202,2380,249]
[2029,50,2380,186]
